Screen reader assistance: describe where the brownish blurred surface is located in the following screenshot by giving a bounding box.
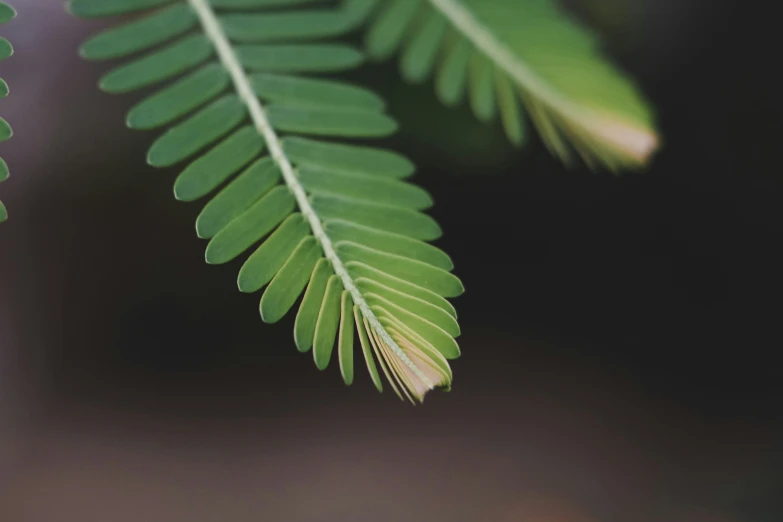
[1,335,778,521]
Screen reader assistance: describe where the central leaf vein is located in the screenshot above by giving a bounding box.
[187,0,433,389]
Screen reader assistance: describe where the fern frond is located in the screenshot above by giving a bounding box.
[70,0,463,402]
[354,0,659,170]
[0,1,15,223]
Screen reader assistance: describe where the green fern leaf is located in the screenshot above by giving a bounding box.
[0,1,15,223]
[70,0,462,403]
[355,0,660,170]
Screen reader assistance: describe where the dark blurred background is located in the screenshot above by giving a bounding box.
[1,1,781,521]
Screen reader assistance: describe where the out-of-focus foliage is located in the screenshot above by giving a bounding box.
[0,1,15,223]
[354,0,659,170]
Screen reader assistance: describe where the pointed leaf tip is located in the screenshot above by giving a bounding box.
[584,112,660,165]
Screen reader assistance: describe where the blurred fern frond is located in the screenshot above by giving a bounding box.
[0,1,15,223]
[352,0,660,170]
[69,0,462,403]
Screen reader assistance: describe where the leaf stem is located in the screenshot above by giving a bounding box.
[187,0,433,392]
[427,0,566,113]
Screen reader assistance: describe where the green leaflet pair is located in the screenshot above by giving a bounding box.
[0,1,14,223]
[64,0,658,402]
